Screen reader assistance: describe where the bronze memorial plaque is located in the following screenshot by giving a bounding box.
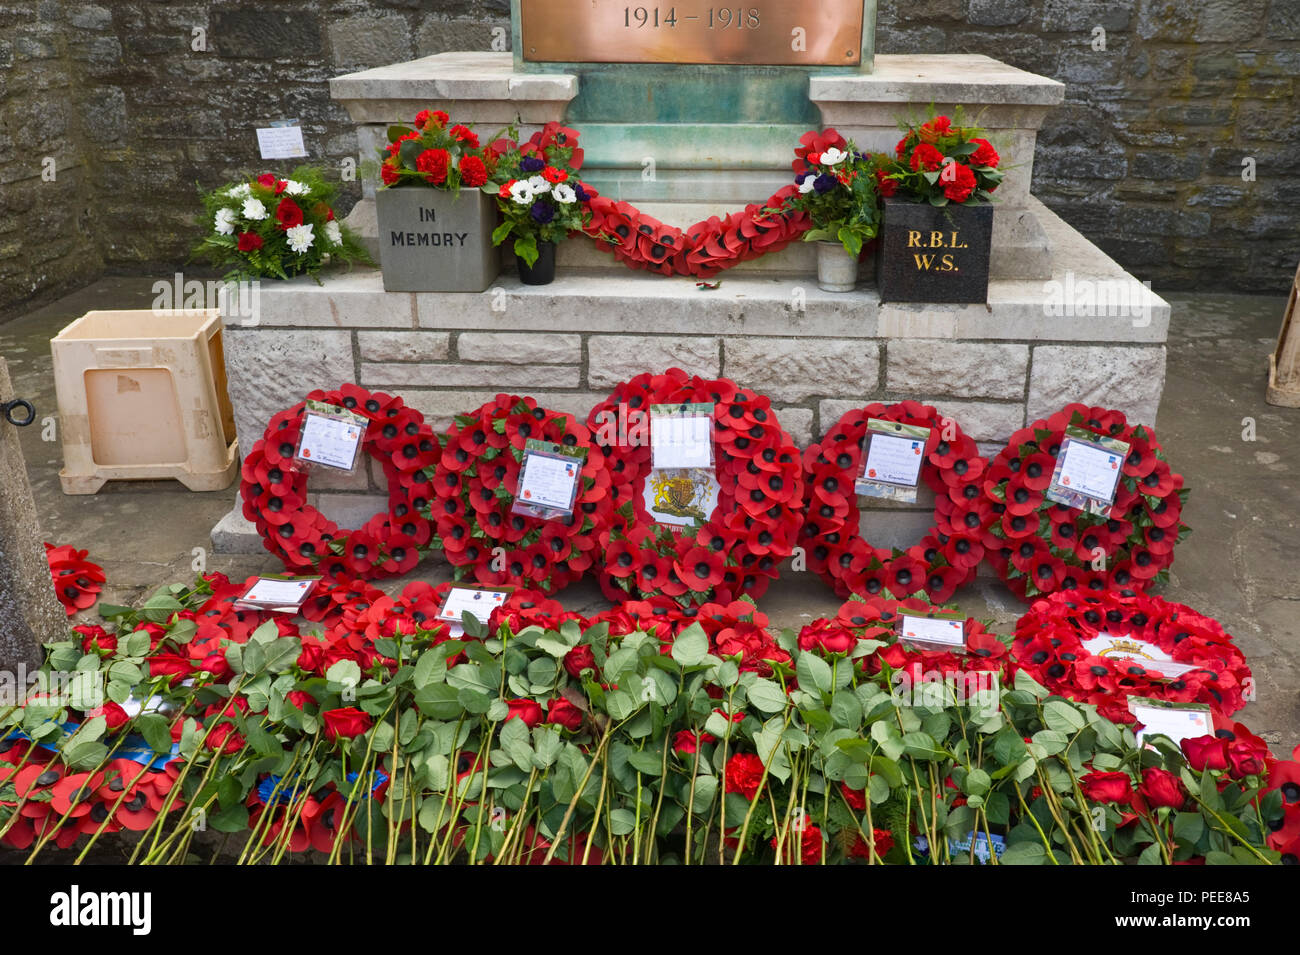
[520,0,864,65]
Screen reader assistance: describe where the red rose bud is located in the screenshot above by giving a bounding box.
[506,698,544,728]
[275,197,304,231]
[99,701,130,730]
[545,698,583,732]
[286,690,316,711]
[1080,770,1133,804]
[1138,767,1186,810]
[1226,741,1267,779]
[1180,734,1229,772]
[673,729,715,755]
[563,644,596,679]
[199,652,233,682]
[322,706,373,742]
[237,231,263,251]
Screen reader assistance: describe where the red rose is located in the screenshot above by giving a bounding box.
[541,165,567,184]
[205,721,244,755]
[1181,735,1229,772]
[415,148,450,185]
[458,154,488,188]
[236,231,263,251]
[910,143,945,172]
[198,652,233,682]
[797,621,857,656]
[724,752,766,800]
[286,690,316,711]
[322,706,373,742]
[673,729,715,755]
[449,124,479,148]
[98,701,130,730]
[1080,770,1133,804]
[147,652,193,685]
[940,162,977,203]
[545,697,583,732]
[840,780,867,810]
[848,827,894,859]
[1226,741,1267,779]
[1138,767,1186,810]
[563,643,596,679]
[506,698,544,728]
[275,197,304,231]
[257,173,277,190]
[969,137,1000,168]
[76,624,116,655]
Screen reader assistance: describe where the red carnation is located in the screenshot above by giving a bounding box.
[415,148,451,185]
[940,162,977,204]
[1137,767,1186,810]
[969,138,1000,168]
[458,154,488,188]
[874,167,898,197]
[237,231,263,252]
[1080,770,1133,804]
[449,124,479,148]
[724,752,766,800]
[274,197,304,231]
[322,706,373,742]
[380,160,400,186]
[910,143,945,172]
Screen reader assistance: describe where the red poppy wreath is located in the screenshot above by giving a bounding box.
[586,368,804,606]
[427,394,614,594]
[983,402,1188,601]
[240,384,438,581]
[1011,589,1251,725]
[800,401,988,603]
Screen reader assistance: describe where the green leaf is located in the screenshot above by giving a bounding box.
[1173,811,1204,846]
[747,678,787,714]
[627,748,664,776]
[999,841,1048,865]
[671,624,709,667]
[136,712,172,753]
[1043,699,1086,732]
[414,684,462,720]
[796,653,833,695]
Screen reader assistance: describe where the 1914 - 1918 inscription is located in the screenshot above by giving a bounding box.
[520,0,865,65]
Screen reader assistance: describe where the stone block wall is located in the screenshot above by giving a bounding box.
[2,0,1296,320]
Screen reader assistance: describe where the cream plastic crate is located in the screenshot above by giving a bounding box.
[51,309,239,494]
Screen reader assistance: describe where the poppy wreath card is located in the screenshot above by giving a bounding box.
[195,166,371,281]
[982,402,1188,600]
[587,368,804,607]
[1010,589,1252,725]
[427,395,615,595]
[6,560,1291,866]
[801,401,988,604]
[240,383,438,582]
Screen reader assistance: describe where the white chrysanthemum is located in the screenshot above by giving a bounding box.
[242,198,268,220]
[286,223,315,254]
[798,175,816,194]
[819,147,848,166]
[508,180,534,205]
[226,183,251,199]
[214,207,237,235]
[283,179,309,196]
[526,175,551,195]
[324,220,343,247]
[552,183,577,205]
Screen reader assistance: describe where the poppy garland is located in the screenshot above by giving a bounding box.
[800,402,988,604]
[44,543,106,616]
[587,369,804,606]
[240,384,439,582]
[1010,589,1251,725]
[983,403,1188,601]
[427,394,614,595]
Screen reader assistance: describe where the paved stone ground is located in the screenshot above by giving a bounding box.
[2,278,1297,754]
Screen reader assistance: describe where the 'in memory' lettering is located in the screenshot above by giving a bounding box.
[390,231,470,247]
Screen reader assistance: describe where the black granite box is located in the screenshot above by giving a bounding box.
[876,197,994,304]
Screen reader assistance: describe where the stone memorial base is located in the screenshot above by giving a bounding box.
[211,197,1169,556]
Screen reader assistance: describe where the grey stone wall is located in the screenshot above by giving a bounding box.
[0,0,1295,319]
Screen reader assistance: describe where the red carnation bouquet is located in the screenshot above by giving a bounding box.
[378,108,508,193]
[876,108,1004,207]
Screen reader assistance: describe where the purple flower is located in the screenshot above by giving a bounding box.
[529,200,554,225]
[574,183,590,202]
[521,156,545,173]
[795,172,809,186]
[813,173,837,194]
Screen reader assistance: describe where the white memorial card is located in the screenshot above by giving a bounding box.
[518,452,580,511]
[1055,439,1123,503]
[235,576,318,612]
[650,404,714,470]
[256,125,307,160]
[437,587,508,625]
[862,432,925,487]
[296,410,364,471]
[899,614,966,651]
[1130,700,1212,750]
